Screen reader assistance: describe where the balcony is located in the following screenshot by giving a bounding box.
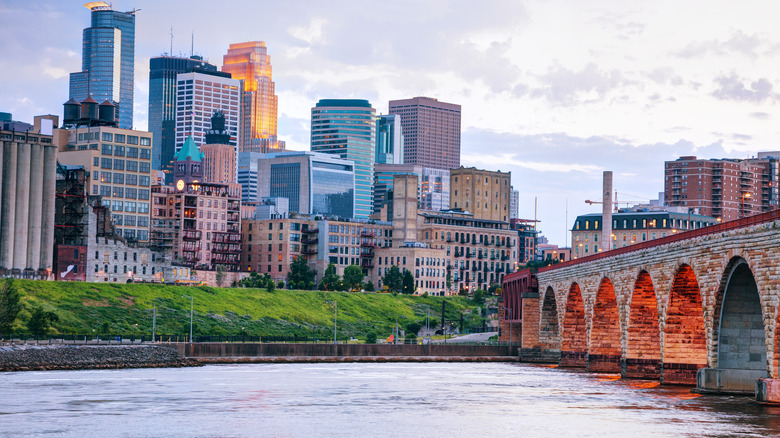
[182,241,202,252]
[212,253,240,265]
[302,237,319,244]
[182,230,202,241]
[303,228,319,234]
[301,248,318,255]
[212,232,241,243]
[181,251,201,263]
[360,249,375,258]
[360,230,375,238]
[212,243,242,254]
[361,260,374,268]
[361,240,377,248]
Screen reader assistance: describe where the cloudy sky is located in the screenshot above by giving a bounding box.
[2,1,779,246]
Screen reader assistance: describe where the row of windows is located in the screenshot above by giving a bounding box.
[100,144,150,159]
[95,157,151,173]
[96,186,150,200]
[96,172,150,187]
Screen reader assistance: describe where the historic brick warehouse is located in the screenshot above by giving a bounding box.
[502,209,780,403]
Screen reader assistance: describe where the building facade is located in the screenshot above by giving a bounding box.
[373,163,422,215]
[56,124,153,242]
[388,97,460,170]
[222,41,284,153]
[0,117,57,275]
[571,209,719,258]
[311,99,376,219]
[664,154,780,221]
[375,114,403,164]
[256,151,355,219]
[420,167,450,211]
[450,167,512,222]
[237,151,262,204]
[174,71,241,158]
[510,188,520,219]
[69,2,136,129]
[148,55,218,177]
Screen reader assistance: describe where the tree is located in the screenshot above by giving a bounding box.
[405,321,422,336]
[402,270,415,294]
[27,306,58,338]
[445,271,453,292]
[266,278,275,292]
[286,255,316,290]
[276,281,285,289]
[363,280,374,292]
[342,265,364,291]
[0,279,22,336]
[319,263,340,291]
[365,332,377,344]
[472,289,489,306]
[215,265,226,287]
[382,265,403,293]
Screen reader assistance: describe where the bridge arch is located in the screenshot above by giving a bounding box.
[539,286,560,350]
[663,264,706,384]
[589,277,622,372]
[626,270,661,379]
[561,282,587,367]
[712,257,768,374]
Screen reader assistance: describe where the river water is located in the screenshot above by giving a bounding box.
[2,362,779,437]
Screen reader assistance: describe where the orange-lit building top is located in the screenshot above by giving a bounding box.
[222,41,283,153]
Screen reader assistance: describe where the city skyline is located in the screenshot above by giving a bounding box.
[2,1,780,246]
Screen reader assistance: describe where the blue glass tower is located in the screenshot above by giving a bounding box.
[69,2,136,129]
[311,99,376,219]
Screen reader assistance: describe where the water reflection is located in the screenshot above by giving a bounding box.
[0,363,778,437]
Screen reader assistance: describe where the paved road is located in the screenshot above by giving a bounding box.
[431,332,497,344]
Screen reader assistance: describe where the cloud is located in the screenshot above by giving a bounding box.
[531,63,627,105]
[674,30,767,59]
[749,112,770,120]
[711,74,777,102]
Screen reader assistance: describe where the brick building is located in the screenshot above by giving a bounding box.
[449,166,512,222]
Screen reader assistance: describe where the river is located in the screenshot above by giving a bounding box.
[2,362,779,437]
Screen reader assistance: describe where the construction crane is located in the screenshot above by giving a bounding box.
[584,192,637,212]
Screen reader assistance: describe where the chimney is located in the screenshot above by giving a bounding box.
[602,171,613,252]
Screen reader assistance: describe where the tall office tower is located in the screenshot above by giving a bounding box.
[237,151,263,204]
[420,167,450,211]
[148,55,218,177]
[202,111,237,185]
[376,114,403,164]
[664,154,780,221]
[388,97,461,170]
[450,167,512,222]
[222,42,285,153]
[174,71,241,167]
[373,163,422,215]
[69,2,137,129]
[510,188,520,219]
[311,99,376,219]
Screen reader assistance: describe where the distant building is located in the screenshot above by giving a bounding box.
[373,163,421,215]
[375,114,403,164]
[222,41,285,153]
[148,55,218,174]
[201,111,237,185]
[388,97,460,170]
[510,219,538,265]
[510,188,519,219]
[256,151,355,219]
[664,154,780,221]
[237,151,262,204]
[311,99,376,219]
[420,167,450,211]
[449,167,512,222]
[69,2,136,129]
[571,207,719,258]
[536,244,571,263]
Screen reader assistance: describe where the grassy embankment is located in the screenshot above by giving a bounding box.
[11,280,485,341]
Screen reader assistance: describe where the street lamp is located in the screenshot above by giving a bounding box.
[182,295,193,344]
[741,193,752,219]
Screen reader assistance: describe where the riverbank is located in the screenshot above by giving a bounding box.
[0,344,200,372]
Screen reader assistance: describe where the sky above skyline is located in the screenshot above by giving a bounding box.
[2,1,779,247]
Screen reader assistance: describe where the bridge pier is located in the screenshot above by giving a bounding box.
[560,351,586,367]
[661,363,704,385]
[697,368,768,394]
[756,378,780,404]
[587,354,621,373]
[519,348,561,363]
[623,358,661,379]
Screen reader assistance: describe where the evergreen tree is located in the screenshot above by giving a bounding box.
[382,265,403,293]
[402,270,415,294]
[342,265,364,291]
[286,255,316,290]
[319,263,340,291]
[0,280,21,336]
[27,306,58,338]
[363,280,375,292]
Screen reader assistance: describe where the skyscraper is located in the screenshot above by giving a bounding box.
[174,71,241,181]
[376,114,403,164]
[222,42,285,153]
[148,55,218,176]
[388,97,461,170]
[69,2,137,129]
[311,99,376,219]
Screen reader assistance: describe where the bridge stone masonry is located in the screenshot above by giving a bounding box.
[502,210,780,404]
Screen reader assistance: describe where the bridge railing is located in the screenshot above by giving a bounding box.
[533,209,780,274]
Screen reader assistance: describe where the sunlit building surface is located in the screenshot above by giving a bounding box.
[222,41,285,153]
[69,2,136,129]
[311,99,376,219]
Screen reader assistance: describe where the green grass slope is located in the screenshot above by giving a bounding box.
[10,280,485,340]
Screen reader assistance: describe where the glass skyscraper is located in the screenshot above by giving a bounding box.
[311,99,376,219]
[376,114,403,164]
[148,55,218,177]
[69,2,136,129]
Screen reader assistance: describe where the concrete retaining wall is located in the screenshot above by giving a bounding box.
[174,343,513,359]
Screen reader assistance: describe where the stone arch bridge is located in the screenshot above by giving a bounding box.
[502,210,780,402]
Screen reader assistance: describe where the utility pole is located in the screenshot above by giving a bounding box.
[334,300,338,344]
[152,304,156,343]
[182,295,193,344]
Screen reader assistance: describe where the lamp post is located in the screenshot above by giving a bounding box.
[182,295,193,344]
[741,193,752,219]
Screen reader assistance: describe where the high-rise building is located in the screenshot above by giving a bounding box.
[376,114,403,164]
[388,97,461,170]
[201,111,237,185]
[373,163,422,215]
[148,55,218,176]
[311,99,376,219]
[222,42,285,154]
[664,154,780,221]
[174,71,241,167]
[450,167,512,222]
[69,2,137,129]
[237,151,263,204]
[510,188,520,219]
[256,151,355,219]
[420,168,450,211]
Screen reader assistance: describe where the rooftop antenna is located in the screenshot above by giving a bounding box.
[191,32,194,57]
[170,27,173,56]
